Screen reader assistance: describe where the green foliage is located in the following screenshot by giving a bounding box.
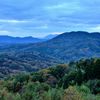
[77,85,100,100]
[76,58,100,80]
[63,86,83,100]
[78,85,91,94]
[0,58,100,100]
[22,82,50,100]
[49,64,68,79]
[5,80,22,92]
[31,72,44,82]
[14,73,30,83]
[86,79,100,94]
[42,88,64,100]
[62,72,77,88]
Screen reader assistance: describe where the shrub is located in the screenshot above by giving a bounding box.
[63,86,83,100]
[49,64,68,79]
[31,72,44,82]
[86,79,100,94]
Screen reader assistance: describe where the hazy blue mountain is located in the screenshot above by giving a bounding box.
[44,34,58,40]
[0,35,45,43]
[0,31,100,75]
[21,31,100,62]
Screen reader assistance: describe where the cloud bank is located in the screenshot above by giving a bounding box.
[0,0,99,37]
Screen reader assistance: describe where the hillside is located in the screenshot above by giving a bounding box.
[0,58,100,100]
[0,35,45,43]
[0,31,100,77]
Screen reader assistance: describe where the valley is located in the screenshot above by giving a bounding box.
[0,31,100,78]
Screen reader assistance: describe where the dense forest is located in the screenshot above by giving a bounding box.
[0,0,100,99]
[0,58,100,100]
[0,31,100,79]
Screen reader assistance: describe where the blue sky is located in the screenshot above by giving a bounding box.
[0,0,100,37]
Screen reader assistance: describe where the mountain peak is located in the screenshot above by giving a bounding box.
[44,34,58,40]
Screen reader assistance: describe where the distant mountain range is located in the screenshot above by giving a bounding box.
[0,35,43,43]
[0,31,100,77]
[18,31,100,62]
[43,34,58,40]
[0,34,58,43]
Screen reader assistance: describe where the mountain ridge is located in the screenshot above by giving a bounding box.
[0,31,100,76]
[0,34,59,44]
[0,35,45,43]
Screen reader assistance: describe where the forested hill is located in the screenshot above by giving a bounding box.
[12,31,100,61]
[0,58,100,100]
[0,31,100,77]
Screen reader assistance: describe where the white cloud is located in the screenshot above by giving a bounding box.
[0,19,29,23]
[45,2,80,11]
[89,25,100,32]
[0,30,13,35]
[33,24,48,29]
[51,32,62,35]
[39,24,48,29]
[46,3,67,9]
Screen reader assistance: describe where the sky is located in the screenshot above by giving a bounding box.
[0,0,100,37]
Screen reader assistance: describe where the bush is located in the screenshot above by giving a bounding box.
[49,64,68,79]
[63,86,83,100]
[31,72,44,82]
[43,88,64,100]
[77,85,90,94]
[62,72,77,88]
[86,79,100,94]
